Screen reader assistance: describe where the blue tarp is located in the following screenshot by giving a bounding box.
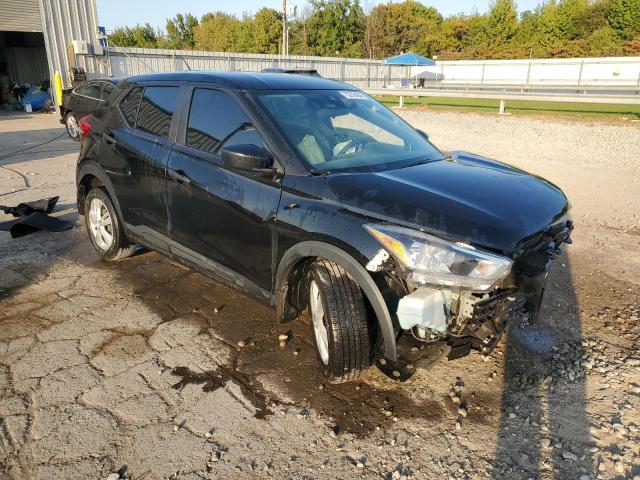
[383,52,435,66]
[20,87,51,111]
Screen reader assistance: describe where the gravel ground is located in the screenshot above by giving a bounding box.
[0,110,639,480]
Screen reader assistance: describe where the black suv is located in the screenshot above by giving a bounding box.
[76,72,572,382]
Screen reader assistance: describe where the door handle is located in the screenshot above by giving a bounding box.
[168,168,191,185]
[102,132,117,146]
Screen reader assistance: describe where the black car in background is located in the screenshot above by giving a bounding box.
[60,79,117,140]
[75,72,572,383]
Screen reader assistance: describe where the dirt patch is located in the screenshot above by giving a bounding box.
[170,365,273,420]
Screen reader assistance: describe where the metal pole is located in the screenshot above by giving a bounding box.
[282,0,287,58]
[577,60,584,93]
[499,99,506,114]
[399,96,404,108]
[480,62,485,89]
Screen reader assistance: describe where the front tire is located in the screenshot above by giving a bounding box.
[309,259,371,383]
[65,111,80,140]
[84,188,135,261]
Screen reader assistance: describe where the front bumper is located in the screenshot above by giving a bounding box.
[378,288,527,380]
[375,217,573,381]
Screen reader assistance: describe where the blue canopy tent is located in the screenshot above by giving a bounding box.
[383,52,435,87]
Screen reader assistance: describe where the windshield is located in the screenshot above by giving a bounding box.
[256,90,445,173]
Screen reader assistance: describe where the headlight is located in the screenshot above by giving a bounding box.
[364,224,513,292]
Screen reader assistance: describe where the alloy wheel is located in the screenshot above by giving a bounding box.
[66,114,79,138]
[88,197,113,251]
[310,280,329,365]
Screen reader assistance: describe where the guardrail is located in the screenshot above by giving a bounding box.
[405,83,640,92]
[363,87,640,113]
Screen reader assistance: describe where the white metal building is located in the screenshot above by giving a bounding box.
[0,0,106,104]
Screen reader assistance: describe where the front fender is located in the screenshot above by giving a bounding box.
[274,240,398,362]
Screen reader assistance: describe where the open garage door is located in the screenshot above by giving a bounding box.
[0,32,49,86]
[0,0,49,108]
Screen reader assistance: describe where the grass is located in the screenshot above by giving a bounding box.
[374,95,640,121]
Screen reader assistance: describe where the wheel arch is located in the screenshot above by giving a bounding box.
[76,163,123,221]
[273,240,398,362]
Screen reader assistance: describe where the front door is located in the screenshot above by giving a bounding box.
[167,87,282,296]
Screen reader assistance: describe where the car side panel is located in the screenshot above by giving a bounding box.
[275,175,383,268]
[167,146,281,292]
[102,128,172,251]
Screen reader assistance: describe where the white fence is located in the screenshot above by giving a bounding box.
[107,47,408,88]
[412,57,640,87]
[103,47,640,90]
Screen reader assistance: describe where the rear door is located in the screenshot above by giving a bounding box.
[100,83,182,252]
[167,86,282,296]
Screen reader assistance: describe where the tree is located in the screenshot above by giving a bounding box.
[306,0,366,57]
[110,0,640,60]
[166,13,198,49]
[251,8,283,54]
[534,1,564,49]
[366,1,442,58]
[556,0,591,40]
[488,0,518,45]
[194,12,241,51]
[608,0,640,40]
[108,24,161,48]
[289,6,313,55]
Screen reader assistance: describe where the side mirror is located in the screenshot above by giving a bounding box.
[221,144,273,171]
[416,129,429,141]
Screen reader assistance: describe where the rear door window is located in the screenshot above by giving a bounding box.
[100,82,115,100]
[75,82,101,99]
[137,86,180,139]
[119,87,142,126]
[186,89,251,154]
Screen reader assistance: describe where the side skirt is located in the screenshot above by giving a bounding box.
[125,223,273,307]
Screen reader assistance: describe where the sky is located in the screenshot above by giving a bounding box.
[96,0,541,32]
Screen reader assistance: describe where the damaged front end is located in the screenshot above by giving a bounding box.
[364,219,573,381]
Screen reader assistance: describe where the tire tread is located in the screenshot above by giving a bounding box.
[312,259,370,383]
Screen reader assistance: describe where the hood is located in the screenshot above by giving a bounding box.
[324,152,569,255]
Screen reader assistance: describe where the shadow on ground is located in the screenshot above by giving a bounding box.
[492,256,593,479]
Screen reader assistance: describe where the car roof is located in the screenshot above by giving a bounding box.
[123,71,357,91]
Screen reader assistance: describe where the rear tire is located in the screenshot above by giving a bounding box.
[84,188,135,261]
[65,111,80,140]
[309,259,371,383]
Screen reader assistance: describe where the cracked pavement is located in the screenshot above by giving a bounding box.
[1,111,639,479]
